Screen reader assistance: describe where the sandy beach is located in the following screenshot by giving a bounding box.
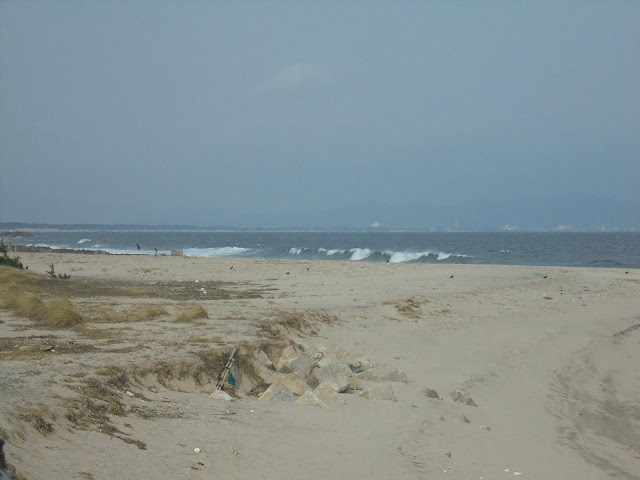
[1,252,639,479]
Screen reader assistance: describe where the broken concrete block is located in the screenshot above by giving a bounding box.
[450,390,478,407]
[209,390,233,401]
[361,383,395,401]
[256,350,273,369]
[250,360,282,386]
[318,345,350,365]
[258,379,295,402]
[311,363,354,393]
[344,352,373,373]
[295,390,328,409]
[314,382,344,407]
[348,376,363,391]
[280,373,310,396]
[422,387,441,399]
[274,345,299,372]
[356,368,380,382]
[382,369,409,383]
[289,354,315,380]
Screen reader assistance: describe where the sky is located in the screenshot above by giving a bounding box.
[1,2,638,228]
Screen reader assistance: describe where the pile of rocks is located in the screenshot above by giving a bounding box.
[253,344,408,408]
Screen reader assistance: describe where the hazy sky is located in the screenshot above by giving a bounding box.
[1,2,638,226]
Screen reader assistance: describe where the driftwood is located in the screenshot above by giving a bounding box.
[215,348,237,391]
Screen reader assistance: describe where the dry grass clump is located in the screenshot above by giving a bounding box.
[129,305,168,322]
[90,307,126,323]
[0,265,34,284]
[90,305,168,323]
[257,310,337,338]
[0,288,84,328]
[19,406,56,436]
[42,298,85,328]
[175,303,209,323]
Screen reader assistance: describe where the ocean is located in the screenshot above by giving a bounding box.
[5,230,639,269]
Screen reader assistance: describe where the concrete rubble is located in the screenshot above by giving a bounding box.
[252,343,402,407]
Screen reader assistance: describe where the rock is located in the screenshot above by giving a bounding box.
[253,362,281,385]
[457,415,470,424]
[256,350,273,369]
[295,391,328,409]
[382,369,409,383]
[311,363,354,393]
[274,345,299,372]
[317,345,350,366]
[258,381,294,403]
[209,390,233,401]
[357,368,380,382]
[280,373,310,396]
[423,387,441,399]
[348,376,363,391]
[314,382,344,407]
[289,354,315,379]
[361,383,395,401]
[450,390,478,407]
[344,353,373,373]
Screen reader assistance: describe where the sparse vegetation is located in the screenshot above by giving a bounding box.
[0,237,23,269]
[175,303,209,322]
[0,287,85,328]
[46,263,70,280]
[19,406,55,436]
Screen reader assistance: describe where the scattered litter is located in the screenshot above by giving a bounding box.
[504,468,509,472]
[193,447,200,453]
[513,473,522,476]
[125,391,134,397]
[233,450,240,455]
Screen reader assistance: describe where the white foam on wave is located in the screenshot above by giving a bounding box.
[27,243,68,250]
[349,248,373,261]
[387,251,430,263]
[326,249,346,256]
[290,247,303,255]
[77,238,91,244]
[183,247,253,257]
[386,250,470,263]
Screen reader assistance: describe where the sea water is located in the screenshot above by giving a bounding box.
[7,230,639,269]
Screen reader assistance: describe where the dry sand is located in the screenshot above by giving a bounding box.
[1,252,639,479]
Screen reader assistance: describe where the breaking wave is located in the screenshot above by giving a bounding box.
[78,238,91,244]
[284,246,470,263]
[349,248,373,261]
